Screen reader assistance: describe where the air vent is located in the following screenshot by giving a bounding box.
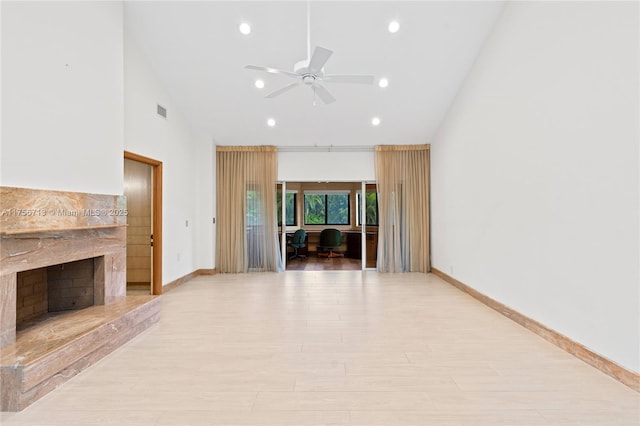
[157,104,167,119]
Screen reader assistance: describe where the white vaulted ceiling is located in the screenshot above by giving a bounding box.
[124,1,505,147]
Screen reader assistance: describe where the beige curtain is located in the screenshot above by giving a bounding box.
[375,144,430,272]
[216,146,283,273]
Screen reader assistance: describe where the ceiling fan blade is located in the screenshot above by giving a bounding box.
[244,65,299,78]
[322,74,375,85]
[265,82,300,99]
[307,46,333,74]
[312,83,336,104]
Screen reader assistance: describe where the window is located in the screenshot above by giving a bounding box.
[246,189,261,226]
[357,191,379,226]
[304,192,350,225]
[277,192,297,226]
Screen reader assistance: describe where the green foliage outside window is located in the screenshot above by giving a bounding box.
[246,190,260,225]
[276,192,296,226]
[357,192,379,226]
[365,192,378,226]
[304,194,326,224]
[327,194,349,224]
[304,193,349,225]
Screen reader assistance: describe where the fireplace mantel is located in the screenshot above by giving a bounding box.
[1,223,125,236]
[0,186,127,231]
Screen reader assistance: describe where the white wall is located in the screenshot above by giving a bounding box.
[196,136,215,269]
[278,151,375,182]
[1,2,124,194]
[431,2,639,372]
[124,34,215,282]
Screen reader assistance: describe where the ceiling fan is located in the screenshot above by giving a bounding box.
[244,3,375,104]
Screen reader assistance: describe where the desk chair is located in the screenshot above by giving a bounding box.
[317,228,344,258]
[288,229,307,260]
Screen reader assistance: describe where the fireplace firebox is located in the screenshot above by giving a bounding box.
[16,257,101,328]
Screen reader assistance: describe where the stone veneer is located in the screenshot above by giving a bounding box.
[0,186,160,411]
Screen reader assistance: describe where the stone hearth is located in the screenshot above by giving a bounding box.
[0,187,160,411]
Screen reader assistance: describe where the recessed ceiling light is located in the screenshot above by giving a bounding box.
[254,79,265,89]
[267,118,276,127]
[388,20,400,34]
[378,78,389,88]
[371,117,381,126]
[239,22,251,35]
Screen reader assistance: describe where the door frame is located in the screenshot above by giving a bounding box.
[124,151,163,295]
[279,180,376,271]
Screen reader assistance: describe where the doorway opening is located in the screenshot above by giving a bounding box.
[124,151,163,295]
[279,181,378,271]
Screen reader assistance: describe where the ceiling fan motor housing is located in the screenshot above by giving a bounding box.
[302,74,316,85]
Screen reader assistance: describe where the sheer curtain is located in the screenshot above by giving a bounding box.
[216,146,283,273]
[375,144,430,272]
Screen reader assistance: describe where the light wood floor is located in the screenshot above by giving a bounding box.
[286,254,362,271]
[2,272,638,425]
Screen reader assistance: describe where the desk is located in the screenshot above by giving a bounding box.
[346,232,378,267]
[283,230,377,264]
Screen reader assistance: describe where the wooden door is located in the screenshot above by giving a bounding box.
[124,158,153,293]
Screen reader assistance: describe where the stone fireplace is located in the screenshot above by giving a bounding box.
[0,187,160,411]
[0,187,128,348]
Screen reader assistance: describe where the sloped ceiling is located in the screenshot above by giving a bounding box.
[124,1,504,147]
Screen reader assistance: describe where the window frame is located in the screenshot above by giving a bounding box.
[277,191,297,227]
[303,191,351,226]
[356,190,379,227]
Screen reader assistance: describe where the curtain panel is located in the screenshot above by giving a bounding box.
[374,144,430,273]
[216,146,283,273]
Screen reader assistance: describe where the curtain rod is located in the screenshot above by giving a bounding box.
[278,145,374,153]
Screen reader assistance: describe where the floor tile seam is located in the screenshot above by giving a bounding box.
[346,408,547,412]
[255,390,431,393]
[250,391,260,411]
